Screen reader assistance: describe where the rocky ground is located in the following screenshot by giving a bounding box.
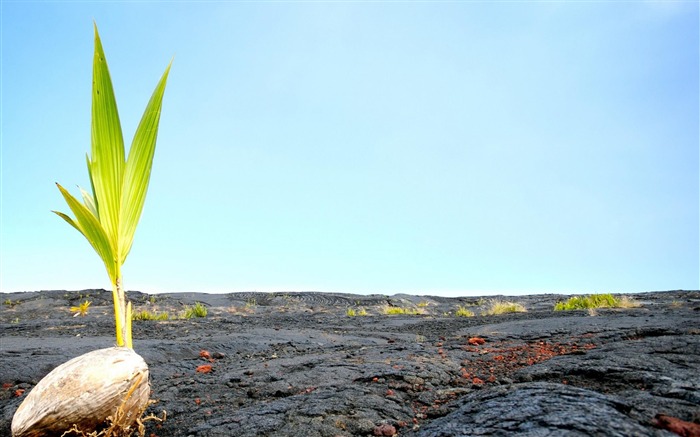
[1,289,699,436]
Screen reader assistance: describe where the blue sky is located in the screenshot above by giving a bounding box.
[1,1,698,296]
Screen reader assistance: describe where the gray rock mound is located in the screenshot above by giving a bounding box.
[411,382,665,436]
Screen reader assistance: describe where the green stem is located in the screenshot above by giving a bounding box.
[112,275,132,348]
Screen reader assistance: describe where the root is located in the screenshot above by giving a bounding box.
[59,409,166,437]
[59,375,166,437]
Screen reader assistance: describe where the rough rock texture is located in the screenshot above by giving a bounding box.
[408,382,656,436]
[1,289,698,436]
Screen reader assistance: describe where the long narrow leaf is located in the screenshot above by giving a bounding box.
[55,183,117,283]
[119,61,172,262]
[79,186,98,217]
[53,210,83,235]
[91,23,125,248]
[86,153,99,218]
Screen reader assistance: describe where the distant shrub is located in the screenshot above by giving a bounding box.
[555,293,616,311]
[183,302,208,319]
[554,293,640,311]
[347,307,368,317]
[482,300,527,316]
[383,306,421,316]
[455,306,475,317]
[669,300,683,309]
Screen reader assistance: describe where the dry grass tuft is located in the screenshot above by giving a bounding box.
[455,306,475,317]
[482,300,527,316]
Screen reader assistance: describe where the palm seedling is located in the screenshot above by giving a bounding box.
[53,24,171,349]
[12,23,171,437]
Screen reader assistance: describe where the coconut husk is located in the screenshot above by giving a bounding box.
[11,347,150,437]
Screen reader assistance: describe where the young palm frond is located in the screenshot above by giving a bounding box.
[53,24,171,348]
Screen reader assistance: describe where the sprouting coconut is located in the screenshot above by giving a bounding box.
[11,348,149,437]
[12,23,171,437]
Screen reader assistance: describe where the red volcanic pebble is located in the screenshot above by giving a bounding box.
[653,414,700,437]
[373,423,397,436]
[468,337,486,345]
[455,339,599,393]
[199,350,211,360]
[196,364,213,373]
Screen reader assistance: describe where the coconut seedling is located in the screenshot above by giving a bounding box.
[12,23,171,437]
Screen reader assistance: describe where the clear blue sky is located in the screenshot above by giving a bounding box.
[1,1,698,296]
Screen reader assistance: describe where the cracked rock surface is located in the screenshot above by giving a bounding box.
[1,289,698,436]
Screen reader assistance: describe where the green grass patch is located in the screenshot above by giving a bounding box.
[347,307,368,317]
[183,302,208,319]
[3,299,19,307]
[132,309,169,321]
[383,306,421,316]
[554,293,640,311]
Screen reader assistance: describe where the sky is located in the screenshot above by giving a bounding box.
[1,1,698,297]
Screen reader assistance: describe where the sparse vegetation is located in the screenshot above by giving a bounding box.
[183,302,208,319]
[346,307,368,317]
[482,300,527,316]
[133,301,207,321]
[417,301,430,308]
[70,300,92,317]
[455,305,475,317]
[383,306,421,316]
[132,309,169,321]
[554,293,640,311]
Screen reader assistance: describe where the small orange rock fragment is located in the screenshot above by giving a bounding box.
[196,364,213,373]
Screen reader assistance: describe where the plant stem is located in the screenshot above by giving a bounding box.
[112,276,131,348]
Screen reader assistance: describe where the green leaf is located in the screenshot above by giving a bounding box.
[54,183,117,282]
[79,186,98,218]
[90,23,124,247]
[86,153,99,218]
[119,60,172,262]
